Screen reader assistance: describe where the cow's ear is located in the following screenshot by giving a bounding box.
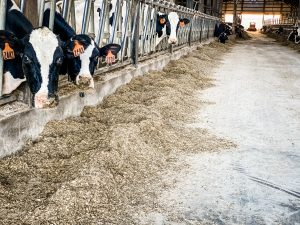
[0,30,24,60]
[179,18,190,28]
[63,38,86,58]
[98,44,121,57]
[157,14,167,25]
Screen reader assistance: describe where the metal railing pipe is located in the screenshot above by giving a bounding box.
[38,0,45,26]
[49,0,56,30]
[0,0,7,97]
[20,0,26,13]
[81,0,92,34]
[62,0,70,20]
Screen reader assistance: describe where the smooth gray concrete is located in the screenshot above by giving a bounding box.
[156,35,300,224]
[0,40,214,158]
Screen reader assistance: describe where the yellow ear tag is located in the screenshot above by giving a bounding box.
[3,42,15,60]
[179,21,185,28]
[73,40,84,57]
[160,18,166,24]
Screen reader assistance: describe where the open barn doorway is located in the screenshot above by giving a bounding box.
[225,13,281,29]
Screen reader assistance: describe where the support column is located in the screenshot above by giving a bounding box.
[232,0,237,32]
[15,0,39,26]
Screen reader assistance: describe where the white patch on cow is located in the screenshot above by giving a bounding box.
[2,71,26,95]
[155,26,167,46]
[29,27,59,108]
[9,0,21,11]
[77,43,94,88]
[167,12,179,44]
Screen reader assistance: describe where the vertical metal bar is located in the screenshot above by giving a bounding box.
[81,0,92,34]
[200,18,203,42]
[207,20,210,39]
[132,0,140,66]
[39,0,45,26]
[65,0,72,23]
[96,0,107,45]
[109,0,120,43]
[121,0,131,61]
[70,0,76,32]
[20,0,26,13]
[0,0,7,97]
[188,15,194,46]
[90,0,95,34]
[49,0,56,30]
[62,0,69,20]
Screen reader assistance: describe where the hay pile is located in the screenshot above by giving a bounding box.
[0,41,236,225]
[263,31,300,52]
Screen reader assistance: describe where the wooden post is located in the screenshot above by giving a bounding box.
[232,0,237,33]
[15,0,39,26]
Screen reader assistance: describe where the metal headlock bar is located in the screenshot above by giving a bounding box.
[0,0,219,106]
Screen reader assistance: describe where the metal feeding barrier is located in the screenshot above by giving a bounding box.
[0,0,219,106]
[263,18,296,26]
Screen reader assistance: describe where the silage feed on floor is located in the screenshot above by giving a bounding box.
[0,40,236,225]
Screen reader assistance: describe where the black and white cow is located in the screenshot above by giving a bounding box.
[287,27,300,44]
[155,12,190,46]
[71,1,189,47]
[42,8,121,88]
[218,32,228,44]
[0,0,64,108]
[214,22,228,44]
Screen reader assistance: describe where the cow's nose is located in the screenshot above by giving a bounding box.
[34,93,58,108]
[77,75,92,86]
[168,38,177,45]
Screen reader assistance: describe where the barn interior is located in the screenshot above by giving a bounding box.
[175,0,300,29]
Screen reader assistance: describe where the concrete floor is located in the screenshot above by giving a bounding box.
[157,34,300,224]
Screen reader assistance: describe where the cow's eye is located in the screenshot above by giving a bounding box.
[56,57,63,65]
[23,55,32,64]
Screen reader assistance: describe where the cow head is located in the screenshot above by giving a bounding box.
[0,27,64,108]
[0,30,26,95]
[63,34,121,88]
[156,12,190,45]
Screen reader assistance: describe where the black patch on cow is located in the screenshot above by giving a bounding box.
[21,42,42,94]
[89,48,100,76]
[109,12,115,26]
[218,32,228,44]
[66,57,81,82]
[3,55,24,79]
[48,47,64,95]
[7,0,13,10]
[21,40,63,96]
[43,9,76,42]
[6,9,33,39]
[156,14,168,37]
[288,28,298,42]
[98,43,121,57]
[176,18,190,33]
[157,30,163,38]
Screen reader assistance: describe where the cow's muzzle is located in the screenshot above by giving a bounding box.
[34,93,59,109]
[76,75,94,88]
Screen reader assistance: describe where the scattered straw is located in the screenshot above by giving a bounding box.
[0,40,236,225]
